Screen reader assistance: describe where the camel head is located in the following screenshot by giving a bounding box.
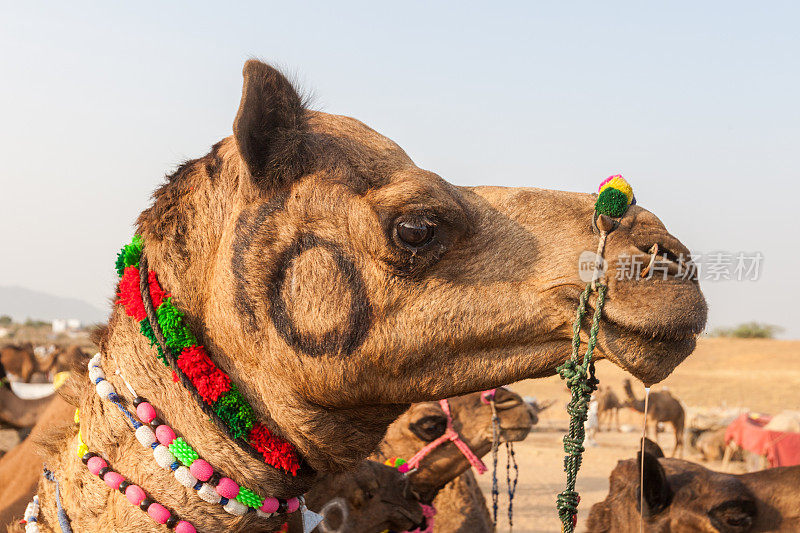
[526,397,557,425]
[303,460,424,533]
[622,378,638,407]
[375,388,533,501]
[586,440,757,533]
[130,60,706,472]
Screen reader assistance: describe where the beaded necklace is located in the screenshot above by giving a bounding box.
[87,353,298,518]
[114,235,301,476]
[79,448,196,533]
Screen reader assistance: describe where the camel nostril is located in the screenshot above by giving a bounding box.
[634,242,697,281]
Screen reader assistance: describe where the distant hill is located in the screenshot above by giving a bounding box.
[0,286,107,325]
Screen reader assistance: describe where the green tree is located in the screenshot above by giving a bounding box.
[712,322,783,339]
[0,315,12,326]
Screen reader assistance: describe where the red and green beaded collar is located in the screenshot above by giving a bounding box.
[115,235,302,476]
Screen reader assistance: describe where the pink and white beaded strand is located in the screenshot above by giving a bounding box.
[88,354,297,519]
[80,448,196,533]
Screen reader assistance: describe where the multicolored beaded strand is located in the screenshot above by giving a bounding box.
[79,448,196,533]
[21,495,40,533]
[113,235,301,476]
[88,354,299,518]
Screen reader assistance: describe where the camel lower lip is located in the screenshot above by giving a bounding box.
[598,318,700,385]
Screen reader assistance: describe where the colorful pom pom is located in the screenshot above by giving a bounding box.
[139,319,167,364]
[156,299,196,351]
[177,346,231,403]
[595,174,634,217]
[117,267,147,321]
[115,235,143,276]
[249,423,301,476]
[595,187,629,217]
[213,387,254,439]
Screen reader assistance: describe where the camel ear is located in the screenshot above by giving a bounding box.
[641,437,665,458]
[637,451,671,517]
[233,60,307,183]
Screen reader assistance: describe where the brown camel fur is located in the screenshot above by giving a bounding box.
[289,460,423,533]
[586,439,800,532]
[46,346,89,376]
[595,385,623,432]
[373,388,534,532]
[0,344,39,383]
[431,470,492,533]
[20,60,705,532]
[0,395,74,528]
[624,379,686,457]
[0,344,74,384]
[0,361,54,428]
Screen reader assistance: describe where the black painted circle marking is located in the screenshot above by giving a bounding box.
[268,233,373,357]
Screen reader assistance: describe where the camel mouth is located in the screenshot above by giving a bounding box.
[595,277,707,385]
[500,426,533,442]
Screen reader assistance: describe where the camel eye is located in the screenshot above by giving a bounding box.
[395,219,434,249]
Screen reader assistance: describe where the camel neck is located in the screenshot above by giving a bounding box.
[34,339,314,532]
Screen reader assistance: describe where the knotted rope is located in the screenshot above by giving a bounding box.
[42,468,73,533]
[556,282,607,532]
[554,173,634,531]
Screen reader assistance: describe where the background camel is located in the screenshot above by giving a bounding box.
[24,60,705,531]
[0,395,74,528]
[0,361,54,429]
[374,387,534,532]
[524,397,556,427]
[0,344,82,385]
[586,439,800,532]
[595,385,623,432]
[623,379,686,456]
[0,344,41,383]
[291,460,423,533]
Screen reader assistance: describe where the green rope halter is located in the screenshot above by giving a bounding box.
[555,174,633,532]
[556,282,606,532]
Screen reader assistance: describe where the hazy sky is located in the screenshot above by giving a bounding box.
[1,2,798,336]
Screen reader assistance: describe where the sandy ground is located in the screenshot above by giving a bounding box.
[476,338,800,532]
